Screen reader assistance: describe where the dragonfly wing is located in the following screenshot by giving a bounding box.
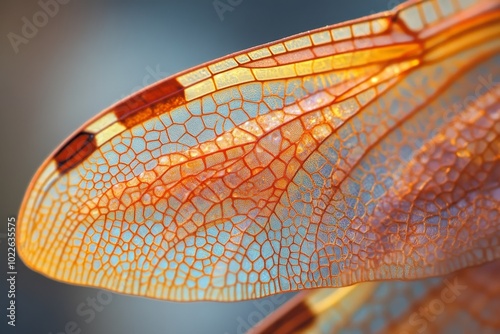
[253,260,500,334]
[17,0,500,304]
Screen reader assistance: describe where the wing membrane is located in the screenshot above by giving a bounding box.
[17,0,500,307]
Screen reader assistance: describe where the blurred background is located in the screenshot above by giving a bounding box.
[0,0,393,333]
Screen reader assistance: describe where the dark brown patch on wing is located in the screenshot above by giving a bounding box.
[114,77,186,128]
[54,131,96,174]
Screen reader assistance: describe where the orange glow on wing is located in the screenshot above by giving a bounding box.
[17,0,499,321]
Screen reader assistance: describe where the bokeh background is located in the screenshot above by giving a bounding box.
[1,0,394,333]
